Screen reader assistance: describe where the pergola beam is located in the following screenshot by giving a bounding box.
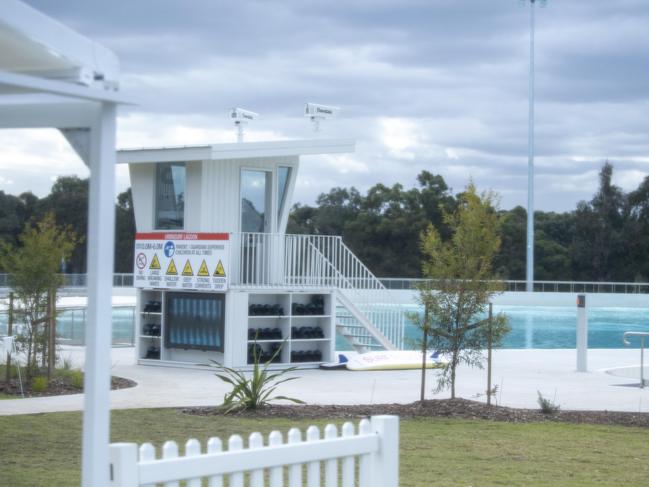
[0,101,97,129]
[0,70,131,104]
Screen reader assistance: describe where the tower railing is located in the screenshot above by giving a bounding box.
[229,232,405,350]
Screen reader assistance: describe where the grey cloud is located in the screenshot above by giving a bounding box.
[10,0,649,212]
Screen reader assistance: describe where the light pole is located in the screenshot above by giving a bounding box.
[522,0,546,292]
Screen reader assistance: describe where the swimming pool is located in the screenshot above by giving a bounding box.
[2,304,646,350]
[401,305,649,349]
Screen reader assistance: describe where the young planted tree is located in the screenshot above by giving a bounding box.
[1,213,77,378]
[418,183,509,399]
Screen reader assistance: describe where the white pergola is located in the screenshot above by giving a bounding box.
[0,2,130,486]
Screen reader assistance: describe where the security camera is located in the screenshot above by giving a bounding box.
[230,108,259,122]
[305,103,340,119]
[230,108,258,142]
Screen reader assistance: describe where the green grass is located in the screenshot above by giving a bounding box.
[1,409,648,486]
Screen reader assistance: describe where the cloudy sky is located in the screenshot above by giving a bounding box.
[3,0,649,211]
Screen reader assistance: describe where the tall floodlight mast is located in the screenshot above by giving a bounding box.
[521,0,546,292]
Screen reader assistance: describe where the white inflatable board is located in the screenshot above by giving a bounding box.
[345,350,448,371]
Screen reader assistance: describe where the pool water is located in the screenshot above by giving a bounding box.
[3,304,647,350]
[402,305,649,349]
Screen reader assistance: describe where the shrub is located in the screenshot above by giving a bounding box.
[31,376,48,393]
[69,370,84,390]
[537,390,560,414]
[210,341,304,413]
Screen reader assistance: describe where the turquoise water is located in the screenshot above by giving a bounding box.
[3,304,647,349]
[0,307,135,346]
[401,305,649,349]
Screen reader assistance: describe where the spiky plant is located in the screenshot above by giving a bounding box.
[210,341,304,413]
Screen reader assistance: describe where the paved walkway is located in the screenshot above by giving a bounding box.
[1,347,648,415]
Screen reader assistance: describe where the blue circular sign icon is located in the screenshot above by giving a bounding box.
[164,241,175,258]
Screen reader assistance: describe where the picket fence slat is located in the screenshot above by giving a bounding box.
[324,425,337,487]
[341,423,355,487]
[249,432,264,487]
[109,416,399,487]
[185,439,201,487]
[306,426,321,487]
[358,420,372,487]
[162,441,179,487]
[138,444,155,487]
[206,437,223,487]
[228,435,244,487]
[287,428,302,487]
[268,431,283,487]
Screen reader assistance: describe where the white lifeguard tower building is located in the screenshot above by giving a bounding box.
[120,139,406,369]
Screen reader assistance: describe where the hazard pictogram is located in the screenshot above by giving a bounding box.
[166,259,178,275]
[197,260,210,277]
[149,254,161,270]
[214,259,226,277]
[182,260,194,276]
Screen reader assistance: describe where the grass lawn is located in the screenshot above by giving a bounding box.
[1,409,648,486]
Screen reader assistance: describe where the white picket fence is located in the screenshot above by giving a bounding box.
[109,415,399,487]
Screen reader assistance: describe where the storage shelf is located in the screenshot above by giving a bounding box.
[291,315,330,318]
[140,311,162,315]
[139,335,161,339]
[290,338,329,342]
[245,291,333,368]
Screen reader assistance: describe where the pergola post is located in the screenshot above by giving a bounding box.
[81,102,117,487]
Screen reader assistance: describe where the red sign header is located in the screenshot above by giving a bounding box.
[135,232,229,241]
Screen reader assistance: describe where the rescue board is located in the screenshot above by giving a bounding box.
[344,350,448,371]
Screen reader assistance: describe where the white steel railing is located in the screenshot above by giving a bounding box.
[109,415,399,487]
[229,233,406,349]
[380,278,649,294]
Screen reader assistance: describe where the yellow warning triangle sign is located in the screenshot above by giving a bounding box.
[166,259,178,275]
[214,259,226,277]
[182,260,193,276]
[149,254,161,270]
[197,260,210,277]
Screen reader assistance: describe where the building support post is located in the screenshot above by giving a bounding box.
[81,102,117,487]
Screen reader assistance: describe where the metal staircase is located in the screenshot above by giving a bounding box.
[230,233,407,352]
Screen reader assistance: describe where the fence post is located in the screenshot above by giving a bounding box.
[370,415,399,487]
[5,292,14,384]
[109,443,138,487]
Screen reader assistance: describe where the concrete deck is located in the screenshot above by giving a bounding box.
[1,347,648,415]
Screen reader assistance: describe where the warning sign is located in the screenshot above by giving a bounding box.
[149,254,161,270]
[197,260,210,277]
[136,253,147,270]
[182,260,194,276]
[214,260,226,277]
[166,259,178,275]
[133,233,229,291]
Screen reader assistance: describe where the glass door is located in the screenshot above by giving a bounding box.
[241,169,271,233]
[240,170,272,284]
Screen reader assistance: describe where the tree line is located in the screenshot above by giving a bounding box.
[0,161,647,282]
[288,162,649,282]
[0,176,134,274]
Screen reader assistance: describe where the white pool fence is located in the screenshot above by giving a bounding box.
[109,415,399,487]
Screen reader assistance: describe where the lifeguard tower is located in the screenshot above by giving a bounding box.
[119,138,406,369]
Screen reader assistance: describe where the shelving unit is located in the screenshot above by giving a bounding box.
[138,289,164,361]
[246,292,334,366]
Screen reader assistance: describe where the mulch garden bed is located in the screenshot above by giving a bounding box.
[0,376,136,398]
[183,398,649,429]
